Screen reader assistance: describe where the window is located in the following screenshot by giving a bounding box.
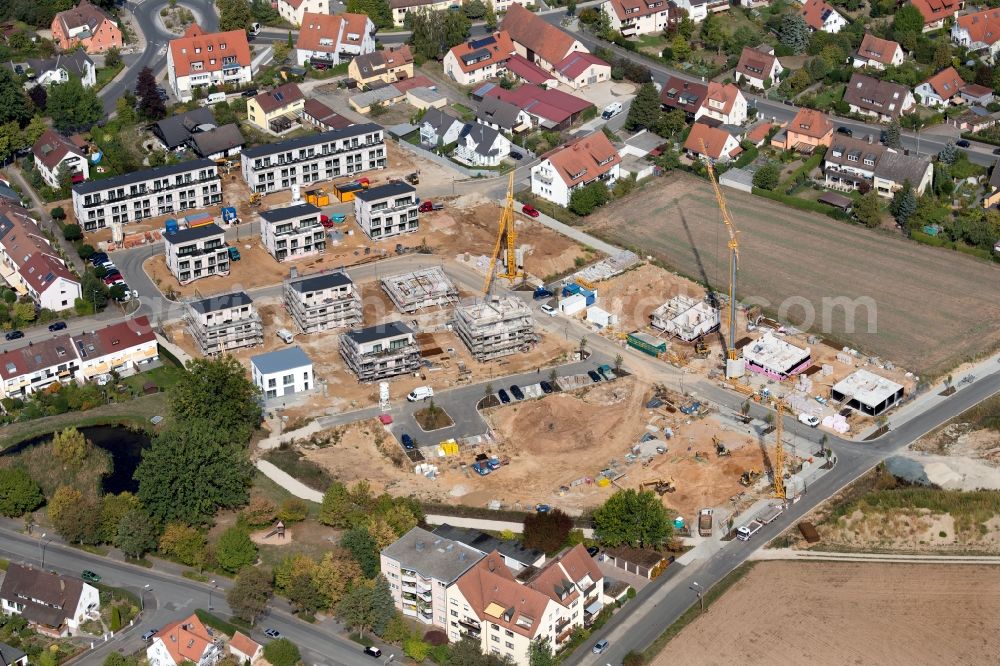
[491,635,499,643]
[505,642,514,649]
[282,373,294,385]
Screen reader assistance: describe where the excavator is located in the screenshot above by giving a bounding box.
[713,436,731,457]
[693,338,709,358]
[739,468,762,486]
[249,192,263,207]
[640,478,676,495]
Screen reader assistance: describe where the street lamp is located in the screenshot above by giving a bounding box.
[208,580,217,611]
[690,581,704,613]
[38,533,54,569]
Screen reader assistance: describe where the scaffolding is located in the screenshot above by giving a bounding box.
[452,296,537,362]
[381,267,460,313]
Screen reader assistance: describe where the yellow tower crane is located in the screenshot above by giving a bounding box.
[772,402,785,499]
[483,172,524,295]
[700,142,742,377]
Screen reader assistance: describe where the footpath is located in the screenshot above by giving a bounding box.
[753,548,1000,564]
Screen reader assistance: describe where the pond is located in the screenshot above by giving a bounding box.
[2,425,151,495]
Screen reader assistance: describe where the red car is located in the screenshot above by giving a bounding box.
[320,215,334,228]
[418,201,443,213]
[521,204,540,218]
[104,275,125,286]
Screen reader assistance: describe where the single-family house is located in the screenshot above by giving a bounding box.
[295,12,375,67]
[167,25,252,102]
[348,45,414,88]
[916,66,965,107]
[476,95,532,133]
[0,642,27,666]
[484,84,594,129]
[684,122,742,162]
[251,346,314,400]
[802,0,847,33]
[660,76,708,119]
[915,0,962,32]
[695,82,747,126]
[444,32,514,86]
[852,33,904,69]
[0,209,81,311]
[951,8,1000,61]
[601,0,678,37]
[453,123,511,167]
[389,0,459,27]
[276,0,329,26]
[0,565,99,637]
[51,0,122,53]
[32,129,88,188]
[151,107,217,151]
[229,632,263,664]
[247,82,305,133]
[188,123,244,160]
[844,73,916,121]
[553,52,611,90]
[771,107,833,152]
[301,99,354,131]
[531,131,620,207]
[501,4,589,74]
[960,83,995,106]
[823,135,933,196]
[984,158,1000,208]
[673,0,709,21]
[734,46,782,90]
[13,51,96,88]
[420,107,465,147]
[147,614,222,666]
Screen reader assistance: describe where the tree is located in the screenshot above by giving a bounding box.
[346,0,392,28]
[47,78,102,132]
[28,86,47,111]
[228,566,273,625]
[523,509,573,554]
[892,4,924,41]
[218,0,254,31]
[342,527,379,578]
[938,141,958,165]
[263,638,301,666]
[484,3,497,29]
[593,489,670,548]
[779,13,810,54]
[853,190,883,229]
[159,523,207,567]
[529,638,557,666]
[889,181,918,228]
[313,550,363,608]
[566,0,576,15]
[277,498,309,523]
[463,0,486,19]
[932,42,952,71]
[49,486,101,544]
[169,356,261,444]
[287,570,323,613]
[216,524,258,573]
[241,494,277,527]
[625,82,661,131]
[407,9,471,60]
[0,468,44,517]
[105,46,122,69]
[135,66,166,120]
[752,162,781,190]
[319,481,353,527]
[117,509,160,558]
[699,12,725,53]
[0,121,23,163]
[0,69,32,128]
[337,576,395,638]
[885,118,901,149]
[99,492,140,544]
[52,426,89,466]
[569,181,609,216]
[669,34,691,62]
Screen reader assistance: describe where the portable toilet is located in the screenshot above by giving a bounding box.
[673,516,685,530]
[165,219,179,235]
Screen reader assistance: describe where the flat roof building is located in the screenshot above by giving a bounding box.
[452,296,537,362]
[185,291,262,355]
[432,523,545,572]
[742,332,811,379]
[354,181,419,241]
[381,267,459,313]
[340,321,420,381]
[650,295,720,341]
[283,269,361,334]
[260,203,326,262]
[163,223,229,285]
[250,346,314,400]
[830,368,904,416]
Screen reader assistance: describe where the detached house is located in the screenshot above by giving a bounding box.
[824,135,932,196]
[444,33,515,86]
[951,8,1000,61]
[13,51,96,88]
[349,45,414,88]
[0,208,81,311]
[147,614,222,666]
[167,25,252,102]
[420,107,465,147]
[552,52,611,90]
[695,82,747,126]
[914,0,962,32]
[51,0,122,54]
[295,12,375,67]
[277,0,329,26]
[853,33,904,70]
[801,0,847,33]
[501,4,588,75]
[454,123,511,167]
[660,76,707,119]
[844,73,915,121]
[684,122,742,163]
[483,85,594,130]
[601,0,678,37]
[476,95,532,133]
[531,131,621,207]
[247,82,305,133]
[0,564,99,637]
[734,46,782,90]
[771,107,833,152]
[32,129,88,188]
[916,66,965,107]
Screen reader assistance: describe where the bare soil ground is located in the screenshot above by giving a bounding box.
[913,422,1000,465]
[657,561,1000,666]
[584,173,1000,377]
[816,507,1000,552]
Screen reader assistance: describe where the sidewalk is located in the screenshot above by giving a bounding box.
[752,548,1000,564]
[514,199,623,255]
[256,460,323,502]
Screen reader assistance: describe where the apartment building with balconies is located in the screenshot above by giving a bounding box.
[353,182,418,240]
[339,320,420,381]
[185,290,263,355]
[164,223,230,285]
[283,269,362,334]
[240,123,386,195]
[71,159,221,232]
[260,203,326,262]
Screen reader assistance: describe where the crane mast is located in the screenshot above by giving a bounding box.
[772,402,785,499]
[483,172,523,295]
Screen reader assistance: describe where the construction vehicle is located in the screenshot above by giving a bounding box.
[405,172,419,185]
[640,478,676,495]
[249,192,263,207]
[714,437,730,457]
[694,339,709,358]
[698,508,714,537]
[227,246,241,261]
[483,172,524,295]
[701,139,742,379]
[739,468,762,486]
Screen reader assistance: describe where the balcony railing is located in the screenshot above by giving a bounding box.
[253,139,384,171]
[84,175,219,207]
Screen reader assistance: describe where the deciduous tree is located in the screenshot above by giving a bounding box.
[117,508,161,558]
[263,638,301,666]
[28,86,47,111]
[336,576,395,638]
[523,509,573,554]
[49,486,101,544]
[99,492,141,544]
[342,527,379,578]
[752,162,781,190]
[569,181,609,216]
[47,78,102,132]
[216,524,258,572]
[347,0,392,27]
[241,494,277,527]
[158,523,207,567]
[218,0,254,32]
[0,468,44,517]
[529,638,557,666]
[228,566,273,625]
[853,190,883,229]
[169,356,261,443]
[52,427,90,466]
[892,4,924,42]
[135,66,166,120]
[313,549,362,608]
[593,489,670,548]
[0,69,32,127]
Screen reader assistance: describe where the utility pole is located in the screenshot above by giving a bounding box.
[690,581,704,613]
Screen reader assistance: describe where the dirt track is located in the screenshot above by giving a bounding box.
[657,561,1000,666]
[585,173,1000,377]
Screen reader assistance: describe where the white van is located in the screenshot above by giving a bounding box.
[602,102,623,119]
[205,92,227,106]
[248,22,262,36]
[276,329,294,344]
[407,386,434,401]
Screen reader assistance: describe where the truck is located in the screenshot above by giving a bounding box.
[471,462,490,476]
[680,401,702,415]
[598,364,617,380]
[758,504,784,525]
[736,520,764,541]
[227,246,241,261]
[487,457,502,471]
[698,508,713,537]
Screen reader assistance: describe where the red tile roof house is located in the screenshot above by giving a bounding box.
[276,0,329,27]
[683,122,742,163]
[913,0,962,32]
[0,206,81,312]
[0,564,100,637]
[51,0,122,54]
[504,54,559,88]
[295,12,376,68]
[601,0,679,38]
[444,32,515,87]
[915,66,965,107]
[301,99,354,131]
[530,131,621,207]
[552,52,611,90]
[146,614,222,666]
[801,0,848,33]
[734,46,783,90]
[501,4,589,75]
[32,129,89,188]
[852,33,905,70]
[167,24,252,102]
[694,82,747,126]
[229,631,263,663]
[951,8,1000,61]
[485,84,594,130]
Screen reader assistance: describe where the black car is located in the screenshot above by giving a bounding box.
[498,388,511,404]
[5,330,23,341]
[364,646,382,658]
[89,253,109,265]
[48,321,67,332]
[401,433,415,450]
[509,150,523,160]
[587,370,602,382]
[956,139,971,148]
[141,629,158,642]
[586,546,599,557]
[993,147,1000,155]
[510,385,524,400]
[835,126,852,137]
[242,88,259,97]
[264,628,281,639]
[539,381,553,394]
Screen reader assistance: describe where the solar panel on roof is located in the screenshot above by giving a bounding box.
[468,36,497,49]
[274,91,284,102]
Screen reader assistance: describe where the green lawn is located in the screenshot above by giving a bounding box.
[451,102,475,121]
[808,83,846,111]
[633,33,669,55]
[94,63,125,92]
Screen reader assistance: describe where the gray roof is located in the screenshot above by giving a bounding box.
[251,345,312,375]
[260,202,322,222]
[0,640,26,665]
[0,183,20,203]
[21,50,94,80]
[381,527,484,583]
[991,159,1000,190]
[407,87,444,104]
[287,270,353,293]
[189,290,253,314]
[459,122,503,157]
[873,151,930,186]
[432,523,544,568]
[625,130,664,155]
[73,158,216,195]
[350,85,403,109]
[190,123,245,157]
[0,564,86,629]
[476,96,521,130]
[163,222,226,245]
[421,107,463,137]
[152,108,217,149]
[345,321,414,344]
[354,181,415,202]
[843,73,911,119]
[242,123,382,159]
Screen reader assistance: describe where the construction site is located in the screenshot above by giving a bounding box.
[380,267,460,313]
[451,296,538,362]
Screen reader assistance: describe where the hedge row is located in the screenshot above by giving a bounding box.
[961,131,1000,147]
[751,187,851,222]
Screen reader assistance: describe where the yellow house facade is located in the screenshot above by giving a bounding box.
[246,83,306,133]
[348,45,414,89]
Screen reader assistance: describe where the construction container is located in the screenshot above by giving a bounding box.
[164,219,179,235]
[184,212,213,228]
[332,178,370,202]
[559,293,587,315]
[628,331,667,357]
[580,288,597,306]
[306,189,330,207]
[562,283,582,297]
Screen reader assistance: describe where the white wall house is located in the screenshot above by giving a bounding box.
[0,210,81,312]
[443,32,514,86]
[277,0,329,26]
[694,82,748,126]
[17,51,96,88]
[163,223,230,285]
[295,12,375,66]
[0,565,100,637]
[601,0,675,36]
[802,0,847,33]
[951,8,1000,62]
[167,26,252,102]
[734,47,782,90]
[353,181,419,240]
[852,33,904,70]
[147,614,222,666]
[250,346,314,400]
[530,132,621,207]
[32,129,89,188]
[453,123,511,167]
[260,202,326,262]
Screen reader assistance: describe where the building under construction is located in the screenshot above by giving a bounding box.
[452,296,537,361]
[381,267,459,313]
[650,295,720,342]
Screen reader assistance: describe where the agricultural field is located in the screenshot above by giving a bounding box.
[583,173,1000,377]
[657,561,1000,666]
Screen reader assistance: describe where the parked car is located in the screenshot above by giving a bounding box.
[956,139,971,148]
[510,385,524,400]
[248,22,261,35]
[401,433,415,450]
[521,204,540,218]
[418,201,444,212]
[509,150,523,160]
[539,381,553,394]
[5,330,23,341]
[141,629,158,642]
[241,88,259,98]
[835,126,852,137]
[535,504,551,513]
[81,570,101,583]
[679,401,702,415]
[89,253,109,265]
[320,215,335,228]
[48,321,67,332]
[540,303,557,316]
[407,386,434,401]
[497,388,511,404]
[798,413,820,427]
[264,629,281,639]
[104,275,125,286]
[592,639,610,654]
[587,546,599,557]
[587,370,602,382]
[364,646,382,658]
[532,287,553,300]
